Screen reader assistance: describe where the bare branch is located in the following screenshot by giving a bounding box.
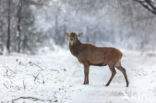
[12,96,52,103]
[133,0,156,15]
[3,83,9,89]
[23,80,26,90]
[12,97,43,103]
[33,72,40,82]
[145,0,156,11]
[33,63,44,71]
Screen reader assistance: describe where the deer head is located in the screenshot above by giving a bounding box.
[65,32,83,46]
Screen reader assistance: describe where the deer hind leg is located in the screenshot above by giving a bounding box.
[106,65,116,86]
[83,64,90,85]
[116,64,129,87]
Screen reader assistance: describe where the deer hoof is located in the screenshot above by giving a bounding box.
[105,84,109,87]
[83,82,89,85]
[126,83,129,87]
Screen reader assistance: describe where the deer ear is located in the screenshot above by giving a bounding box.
[64,33,70,37]
[77,33,83,37]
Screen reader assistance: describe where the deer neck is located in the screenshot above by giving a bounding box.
[69,39,81,57]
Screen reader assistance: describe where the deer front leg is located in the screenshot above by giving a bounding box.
[83,64,90,85]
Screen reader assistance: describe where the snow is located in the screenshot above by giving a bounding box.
[0,47,156,103]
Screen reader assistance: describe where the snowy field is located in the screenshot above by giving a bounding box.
[0,47,156,103]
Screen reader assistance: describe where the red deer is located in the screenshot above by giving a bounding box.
[65,32,129,87]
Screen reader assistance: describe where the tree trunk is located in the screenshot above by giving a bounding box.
[17,0,23,53]
[7,0,11,53]
[54,15,58,44]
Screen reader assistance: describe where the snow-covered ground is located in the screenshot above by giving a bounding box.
[0,47,156,103]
